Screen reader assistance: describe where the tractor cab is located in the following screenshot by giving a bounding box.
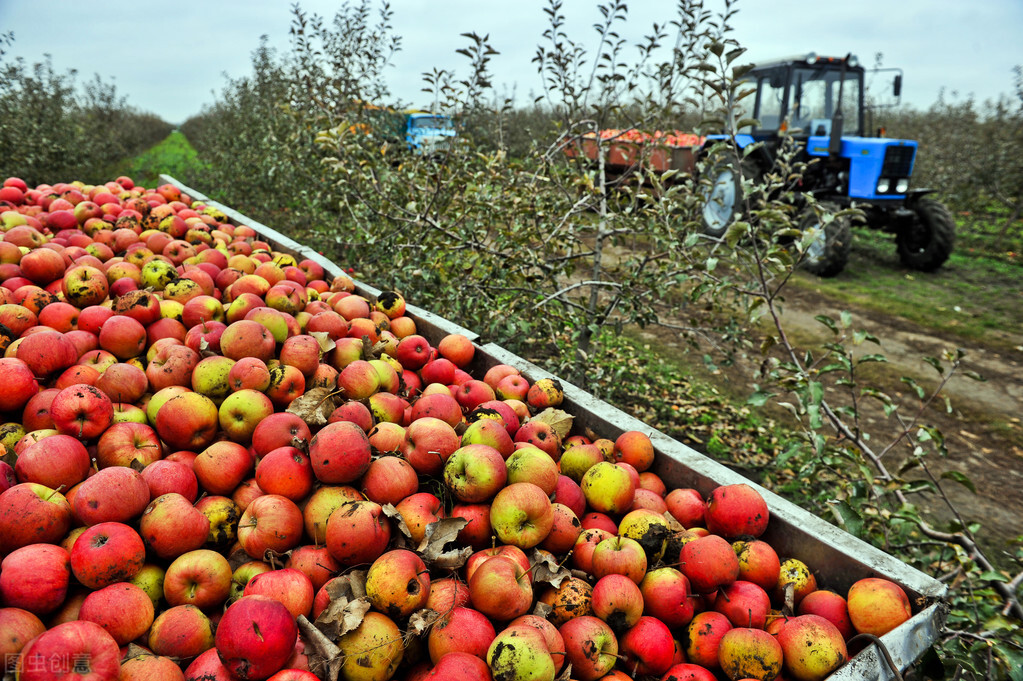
[701,53,953,277]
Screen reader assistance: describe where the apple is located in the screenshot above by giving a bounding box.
[0,607,46,671]
[718,627,784,681]
[78,581,155,646]
[220,319,276,363]
[798,588,855,640]
[228,356,272,392]
[325,499,392,567]
[0,482,73,554]
[193,440,254,496]
[0,358,39,413]
[846,577,913,637]
[513,420,562,460]
[71,464,151,525]
[141,459,199,502]
[237,494,304,559]
[490,482,554,550]
[559,615,619,681]
[705,483,770,539]
[360,455,419,505]
[70,521,146,589]
[572,527,614,575]
[148,604,215,661]
[243,567,315,619]
[401,416,461,476]
[0,543,71,615]
[285,544,341,592]
[733,539,782,593]
[49,383,114,440]
[591,573,645,633]
[365,549,431,618]
[558,443,606,483]
[98,314,147,360]
[685,611,732,670]
[580,461,636,515]
[777,614,848,681]
[449,502,493,551]
[639,567,695,629]
[619,615,675,677]
[15,620,120,679]
[681,534,740,595]
[94,361,148,404]
[252,412,313,457]
[591,535,648,584]
[14,433,92,494]
[129,562,167,607]
[156,391,220,452]
[468,554,534,623]
[336,611,404,681]
[486,626,555,681]
[505,445,559,495]
[140,493,211,560]
[118,651,188,681]
[308,420,372,484]
[444,443,508,503]
[191,355,237,403]
[163,548,233,610]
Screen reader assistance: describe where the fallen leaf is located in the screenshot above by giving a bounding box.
[286,387,339,427]
[531,408,574,439]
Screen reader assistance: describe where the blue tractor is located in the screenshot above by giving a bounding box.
[701,53,954,277]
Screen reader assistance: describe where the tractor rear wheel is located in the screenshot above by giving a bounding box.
[897,197,955,271]
[797,205,852,277]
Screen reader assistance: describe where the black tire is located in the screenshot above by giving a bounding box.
[798,206,852,277]
[700,158,761,239]
[897,197,954,271]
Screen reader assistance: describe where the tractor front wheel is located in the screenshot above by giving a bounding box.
[700,158,762,239]
[896,197,955,271]
[797,205,852,277]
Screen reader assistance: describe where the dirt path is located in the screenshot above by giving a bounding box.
[771,287,1023,545]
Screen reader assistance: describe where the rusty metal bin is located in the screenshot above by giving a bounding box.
[159,175,949,680]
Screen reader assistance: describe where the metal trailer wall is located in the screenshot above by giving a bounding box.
[159,174,949,680]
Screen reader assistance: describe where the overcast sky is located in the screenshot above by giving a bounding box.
[1,1,1020,125]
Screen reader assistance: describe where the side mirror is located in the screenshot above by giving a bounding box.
[893,74,902,98]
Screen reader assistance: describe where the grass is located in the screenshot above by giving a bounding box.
[788,225,1023,350]
[102,130,205,190]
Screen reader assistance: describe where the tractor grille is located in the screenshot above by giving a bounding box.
[882,145,915,177]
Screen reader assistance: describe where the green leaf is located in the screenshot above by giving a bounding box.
[856,354,888,365]
[976,571,1009,583]
[828,499,864,537]
[922,356,944,374]
[940,470,977,494]
[814,315,838,335]
[748,390,774,407]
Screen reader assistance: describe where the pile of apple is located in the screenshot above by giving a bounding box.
[0,175,918,681]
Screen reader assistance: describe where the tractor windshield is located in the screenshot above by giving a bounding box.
[410,116,454,131]
[790,67,861,136]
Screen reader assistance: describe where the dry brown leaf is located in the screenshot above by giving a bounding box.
[530,548,571,589]
[406,608,441,637]
[532,600,553,618]
[310,331,337,354]
[381,503,414,547]
[530,408,575,439]
[286,387,339,427]
[418,517,473,570]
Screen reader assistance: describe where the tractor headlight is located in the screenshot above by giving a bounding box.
[896,178,909,193]
[877,179,891,193]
